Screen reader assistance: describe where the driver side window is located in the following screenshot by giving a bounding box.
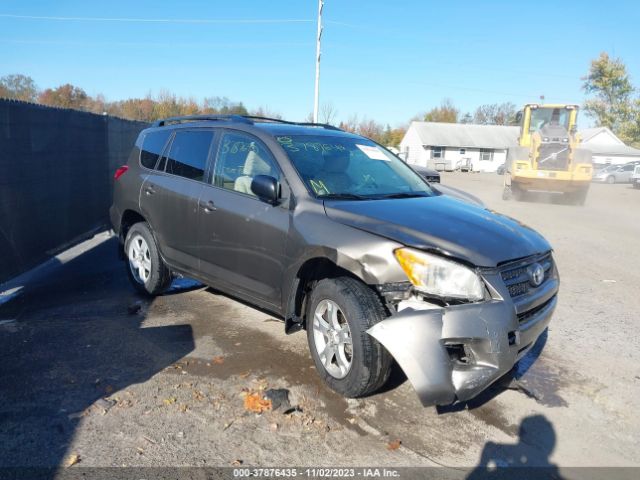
[213,132,280,196]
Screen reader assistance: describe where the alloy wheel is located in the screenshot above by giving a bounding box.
[128,234,152,284]
[312,299,353,379]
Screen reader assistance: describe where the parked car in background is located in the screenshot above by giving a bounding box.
[633,165,640,189]
[496,163,506,175]
[111,114,557,407]
[409,164,440,183]
[593,163,639,184]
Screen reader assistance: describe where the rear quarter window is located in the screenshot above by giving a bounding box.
[140,130,172,169]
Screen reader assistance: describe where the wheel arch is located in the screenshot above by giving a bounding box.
[120,210,147,242]
[284,256,372,334]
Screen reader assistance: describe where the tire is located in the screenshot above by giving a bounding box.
[572,187,589,206]
[124,222,172,296]
[511,182,524,201]
[306,277,392,398]
[606,175,615,184]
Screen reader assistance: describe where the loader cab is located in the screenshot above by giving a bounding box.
[517,104,579,148]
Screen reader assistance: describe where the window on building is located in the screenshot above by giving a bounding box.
[480,149,494,161]
[431,146,444,159]
[140,130,172,169]
[165,130,214,181]
[459,148,466,155]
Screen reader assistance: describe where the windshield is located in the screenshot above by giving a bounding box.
[528,107,571,133]
[276,135,436,199]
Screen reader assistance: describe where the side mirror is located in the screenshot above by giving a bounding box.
[251,175,279,204]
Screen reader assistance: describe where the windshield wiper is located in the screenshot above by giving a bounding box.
[320,193,371,200]
[375,192,430,199]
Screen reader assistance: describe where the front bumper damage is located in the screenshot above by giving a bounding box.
[368,268,558,407]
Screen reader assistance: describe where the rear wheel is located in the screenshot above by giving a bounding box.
[124,222,172,296]
[571,187,589,206]
[306,277,392,398]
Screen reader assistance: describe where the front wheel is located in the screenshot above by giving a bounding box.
[606,175,615,184]
[306,277,392,398]
[124,222,172,296]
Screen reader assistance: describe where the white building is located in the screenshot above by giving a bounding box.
[399,122,519,172]
[400,122,640,172]
[579,127,640,167]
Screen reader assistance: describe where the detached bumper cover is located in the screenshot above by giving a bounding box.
[368,268,558,406]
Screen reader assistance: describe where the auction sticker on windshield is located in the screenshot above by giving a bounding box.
[356,144,389,160]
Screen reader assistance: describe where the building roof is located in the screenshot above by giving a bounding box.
[582,143,640,157]
[579,127,624,144]
[409,122,519,149]
[407,121,640,157]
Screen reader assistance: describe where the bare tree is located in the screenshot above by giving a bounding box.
[320,102,338,125]
[251,106,283,119]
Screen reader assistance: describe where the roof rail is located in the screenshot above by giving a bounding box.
[243,115,342,131]
[152,114,343,131]
[152,114,252,127]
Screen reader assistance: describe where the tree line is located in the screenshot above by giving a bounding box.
[0,75,249,122]
[1,52,638,147]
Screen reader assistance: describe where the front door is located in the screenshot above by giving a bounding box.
[197,130,289,308]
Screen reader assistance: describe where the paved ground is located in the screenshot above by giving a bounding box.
[0,174,638,476]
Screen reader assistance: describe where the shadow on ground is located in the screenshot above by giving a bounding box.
[466,414,561,479]
[0,237,194,474]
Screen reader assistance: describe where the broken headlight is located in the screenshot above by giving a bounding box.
[394,248,484,301]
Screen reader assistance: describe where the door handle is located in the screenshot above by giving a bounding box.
[200,200,216,213]
[144,184,156,195]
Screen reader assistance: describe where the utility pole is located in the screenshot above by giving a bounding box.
[313,0,323,123]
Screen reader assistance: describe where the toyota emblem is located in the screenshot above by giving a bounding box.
[528,263,545,287]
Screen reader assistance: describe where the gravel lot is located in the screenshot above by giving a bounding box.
[1,173,638,476]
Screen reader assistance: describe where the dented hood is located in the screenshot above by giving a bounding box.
[324,195,550,267]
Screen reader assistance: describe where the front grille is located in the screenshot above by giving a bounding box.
[500,253,553,298]
[537,143,570,171]
[517,295,555,324]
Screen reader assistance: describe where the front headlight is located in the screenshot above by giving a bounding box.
[394,248,485,301]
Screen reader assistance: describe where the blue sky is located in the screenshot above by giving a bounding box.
[1,0,639,126]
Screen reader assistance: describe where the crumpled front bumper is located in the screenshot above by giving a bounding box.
[368,272,558,407]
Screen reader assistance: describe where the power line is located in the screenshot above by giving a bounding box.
[0,14,313,24]
[0,38,312,49]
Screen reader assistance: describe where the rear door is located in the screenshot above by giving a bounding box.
[196,129,290,307]
[619,164,635,182]
[140,128,215,272]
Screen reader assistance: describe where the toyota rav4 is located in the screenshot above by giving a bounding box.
[110,115,558,406]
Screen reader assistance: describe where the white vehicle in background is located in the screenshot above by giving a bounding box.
[633,164,640,189]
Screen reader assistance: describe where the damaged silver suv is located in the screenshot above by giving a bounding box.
[110,115,558,406]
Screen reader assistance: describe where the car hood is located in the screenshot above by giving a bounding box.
[324,195,551,267]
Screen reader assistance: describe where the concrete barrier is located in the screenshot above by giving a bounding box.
[0,99,146,283]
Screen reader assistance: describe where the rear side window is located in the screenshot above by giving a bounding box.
[165,130,214,181]
[140,130,171,169]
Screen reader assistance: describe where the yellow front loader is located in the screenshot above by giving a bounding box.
[504,104,593,205]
